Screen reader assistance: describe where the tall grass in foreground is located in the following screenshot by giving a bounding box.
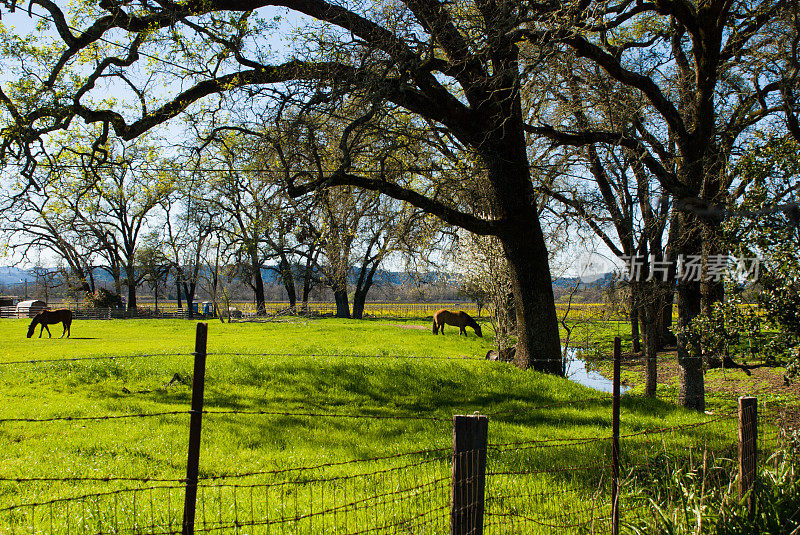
[623,431,800,534]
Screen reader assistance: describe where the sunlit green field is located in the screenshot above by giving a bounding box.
[0,318,741,533]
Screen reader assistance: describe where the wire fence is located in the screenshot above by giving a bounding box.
[485,435,613,534]
[0,326,795,534]
[0,301,631,321]
[3,302,478,320]
[2,451,453,534]
[1,414,782,534]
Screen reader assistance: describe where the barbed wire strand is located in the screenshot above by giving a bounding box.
[0,410,190,423]
[0,407,450,424]
[0,352,189,366]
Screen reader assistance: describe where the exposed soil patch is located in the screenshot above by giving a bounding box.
[619,349,800,429]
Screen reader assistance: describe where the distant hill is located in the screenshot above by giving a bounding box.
[552,272,615,289]
[0,266,33,285]
[0,266,117,286]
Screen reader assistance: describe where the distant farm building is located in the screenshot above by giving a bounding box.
[0,296,16,318]
[16,300,47,317]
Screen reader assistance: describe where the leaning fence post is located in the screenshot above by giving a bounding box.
[182,322,208,535]
[611,337,621,535]
[451,414,488,535]
[738,396,757,516]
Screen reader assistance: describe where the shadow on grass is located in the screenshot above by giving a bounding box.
[145,356,732,440]
[88,355,741,501]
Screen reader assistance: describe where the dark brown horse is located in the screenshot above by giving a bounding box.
[432,309,482,337]
[27,309,72,338]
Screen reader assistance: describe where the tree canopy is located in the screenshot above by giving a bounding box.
[1,0,798,405]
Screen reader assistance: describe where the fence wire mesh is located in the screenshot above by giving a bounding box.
[485,436,613,534]
[0,401,793,534]
[2,449,453,535]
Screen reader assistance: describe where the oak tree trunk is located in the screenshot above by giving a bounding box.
[352,288,367,319]
[659,290,676,348]
[126,262,137,312]
[631,300,642,354]
[503,230,563,374]
[642,293,662,397]
[183,280,197,320]
[480,96,563,374]
[127,282,137,312]
[675,213,705,411]
[333,287,350,318]
[278,256,297,308]
[249,250,267,316]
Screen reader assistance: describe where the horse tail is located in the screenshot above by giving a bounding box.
[432,317,438,334]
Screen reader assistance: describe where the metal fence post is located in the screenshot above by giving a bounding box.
[182,322,208,535]
[611,336,621,535]
[451,414,488,535]
[738,396,757,516]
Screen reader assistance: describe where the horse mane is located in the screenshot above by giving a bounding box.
[462,313,479,328]
[27,314,40,336]
[464,313,482,335]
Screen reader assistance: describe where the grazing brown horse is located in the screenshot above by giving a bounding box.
[432,309,482,337]
[27,309,72,338]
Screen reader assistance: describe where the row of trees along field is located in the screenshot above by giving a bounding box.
[0,0,799,410]
[0,128,450,318]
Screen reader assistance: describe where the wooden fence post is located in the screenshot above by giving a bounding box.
[451,414,488,535]
[738,396,757,516]
[182,322,208,535]
[611,337,621,535]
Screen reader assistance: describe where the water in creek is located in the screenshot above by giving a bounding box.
[563,348,629,394]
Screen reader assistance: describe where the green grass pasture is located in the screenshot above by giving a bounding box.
[0,318,740,533]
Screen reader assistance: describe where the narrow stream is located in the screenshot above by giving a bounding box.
[564,348,629,394]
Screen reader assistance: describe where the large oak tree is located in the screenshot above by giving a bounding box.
[519,0,799,409]
[0,0,567,372]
